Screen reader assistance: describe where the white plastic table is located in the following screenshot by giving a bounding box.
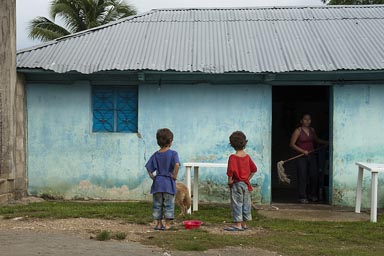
[183,162,227,214]
[355,162,384,222]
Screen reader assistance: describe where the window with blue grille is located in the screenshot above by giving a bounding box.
[92,86,138,133]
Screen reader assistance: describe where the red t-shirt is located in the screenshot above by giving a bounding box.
[227,154,257,191]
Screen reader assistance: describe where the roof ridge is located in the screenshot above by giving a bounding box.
[153,5,384,11]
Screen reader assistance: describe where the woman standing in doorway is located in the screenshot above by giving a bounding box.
[289,113,328,204]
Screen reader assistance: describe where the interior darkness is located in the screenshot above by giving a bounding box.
[272,86,330,204]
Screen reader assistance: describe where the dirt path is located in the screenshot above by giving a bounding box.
[0,217,279,256]
[1,229,161,256]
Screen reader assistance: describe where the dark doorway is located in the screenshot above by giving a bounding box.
[272,86,330,203]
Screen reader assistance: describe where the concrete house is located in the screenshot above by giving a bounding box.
[16,5,384,207]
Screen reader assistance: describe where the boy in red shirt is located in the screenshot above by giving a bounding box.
[224,131,257,231]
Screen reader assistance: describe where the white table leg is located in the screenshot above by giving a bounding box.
[371,172,378,222]
[186,166,192,214]
[355,167,363,213]
[193,166,199,212]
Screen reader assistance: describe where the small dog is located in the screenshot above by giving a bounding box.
[175,182,191,216]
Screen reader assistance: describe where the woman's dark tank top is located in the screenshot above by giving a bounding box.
[296,127,314,151]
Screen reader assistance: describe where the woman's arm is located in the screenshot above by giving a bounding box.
[312,128,329,145]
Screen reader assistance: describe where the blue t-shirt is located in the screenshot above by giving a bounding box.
[145,149,180,195]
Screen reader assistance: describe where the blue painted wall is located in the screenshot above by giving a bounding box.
[26,81,272,203]
[332,84,384,207]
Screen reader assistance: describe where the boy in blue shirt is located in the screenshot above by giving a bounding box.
[145,128,180,230]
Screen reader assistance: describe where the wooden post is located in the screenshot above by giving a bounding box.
[0,0,19,203]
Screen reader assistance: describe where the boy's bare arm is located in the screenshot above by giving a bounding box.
[172,163,180,180]
[147,169,155,180]
[248,171,256,181]
[228,176,233,185]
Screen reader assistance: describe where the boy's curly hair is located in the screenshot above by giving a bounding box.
[156,128,174,148]
[229,131,248,150]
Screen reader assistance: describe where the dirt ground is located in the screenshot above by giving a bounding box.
[0,217,279,256]
[1,198,371,256]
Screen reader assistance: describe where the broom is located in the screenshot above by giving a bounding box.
[277,147,322,184]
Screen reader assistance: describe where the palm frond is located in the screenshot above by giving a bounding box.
[28,16,71,41]
[50,0,87,32]
[100,0,136,24]
[27,0,137,42]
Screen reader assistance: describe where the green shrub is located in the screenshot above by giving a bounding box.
[95,230,111,241]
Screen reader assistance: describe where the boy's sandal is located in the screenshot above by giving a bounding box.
[154,226,165,231]
[224,226,244,231]
[242,226,249,230]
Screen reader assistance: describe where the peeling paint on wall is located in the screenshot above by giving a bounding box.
[26,81,272,203]
[138,83,272,203]
[333,84,384,207]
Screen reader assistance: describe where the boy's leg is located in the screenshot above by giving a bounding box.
[163,193,175,229]
[153,193,164,228]
[230,182,245,229]
[242,187,252,228]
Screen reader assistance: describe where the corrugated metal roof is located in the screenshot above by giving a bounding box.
[16,5,384,74]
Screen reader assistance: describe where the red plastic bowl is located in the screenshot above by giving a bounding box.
[183,220,203,229]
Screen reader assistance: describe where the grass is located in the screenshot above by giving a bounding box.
[112,231,127,240]
[94,230,127,241]
[0,201,152,223]
[1,201,384,255]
